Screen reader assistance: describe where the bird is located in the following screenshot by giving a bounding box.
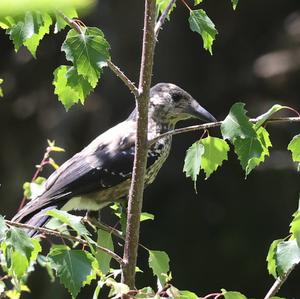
[12,83,216,235]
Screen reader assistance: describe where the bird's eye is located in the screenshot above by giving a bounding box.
[171,93,181,103]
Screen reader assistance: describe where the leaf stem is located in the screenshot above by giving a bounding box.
[5,219,124,266]
[57,11,83,34]
[154,0,177,35]
[180,0,192,12]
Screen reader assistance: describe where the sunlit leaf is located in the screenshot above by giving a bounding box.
[231,0,239,10]
[140,212,155,222]
[288,134,300,171]
[95,229,114,275]
[62,27,110,87]
[254,104,284,130]
[46,209,90,236]
[221,103,256,141]
[222,289,247,299]
[183,141,204,191]
[106,278,129,299]
[188,9,218,54]
[148,250,170,286]
[48,245,97,298]
[200,136,230,179]
[266,239,281,278]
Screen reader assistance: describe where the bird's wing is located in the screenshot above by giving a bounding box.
[13,120,161,223]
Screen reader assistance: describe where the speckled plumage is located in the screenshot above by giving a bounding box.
[12,83,216,233]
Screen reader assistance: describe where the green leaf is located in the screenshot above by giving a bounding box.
[222,289,247,299]
[221,103,256,141]
[135,287,155,298]
[46,209,90,236]
[62,27,110,87]
[242,127,272,176]
[0,0,92,17]
[200,136,230,179]
[23,12,52,57]
[48,245,97,298]
[288,134,300,171]
[0,78,3,97]
[53,65,93,110]
[95,229,114,275]
[148,250,170,286]
[233,136,263,173]
[168,286,199,299]
[23,176,46,199]
[231,0,239,10]
[140,212,155,222]
[194,0,203,5]
[266,239,281,278]
[54,8,78,33]
[156,0,176,19]
[183,141,204,190]
[290,211,300,248]
[106,278,130,299]
[276,239,300,276]
[254,104,284,130]
[0,216,8,241]
[188,9,218,54]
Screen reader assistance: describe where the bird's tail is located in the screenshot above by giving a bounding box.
[12,200,64,237]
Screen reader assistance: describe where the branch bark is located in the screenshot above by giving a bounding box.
[121,0,157,289]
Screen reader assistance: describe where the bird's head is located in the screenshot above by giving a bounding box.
[148,83,216,126]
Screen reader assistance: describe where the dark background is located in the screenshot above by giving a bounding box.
[1,0,300,298]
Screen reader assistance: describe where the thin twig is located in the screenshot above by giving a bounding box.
[264,266,295,299]
[57,11,82,34]
[149,116,300,145]
[154,0,177,35]
[107,61,139,97]
[5,220,124,266]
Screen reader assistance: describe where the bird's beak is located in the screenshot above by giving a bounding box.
[188,99,217,123]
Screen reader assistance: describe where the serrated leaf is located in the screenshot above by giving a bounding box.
[46,209,90,236]
[183,141,204,190]
[62,27,110,87]
[148,250,170,286]
[290,211,300,248]
[200,136,230,179]
[266,239,281,278]
[221,103,256,141]
[23,12,52,57]
[276,239,300,276]
[231,0,238,10]
[140,212,155,222]
[233,136,263,173]
[48,245,97,298]
[53,65,93,110]
[188,9,218,54]
[244,127,272,176]
[254,104,284,130]
[95,229,114,275]
[222,289,247,299]
[54,8,78,33]
[288,134,300,171]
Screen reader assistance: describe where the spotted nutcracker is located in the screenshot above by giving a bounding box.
[12,83,216,233]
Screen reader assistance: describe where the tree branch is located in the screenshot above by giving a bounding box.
[155,0,177,35]
[122,0,157,289]
[149,116,300,145]
[106,60,139,97]
[5,219,124,266]
[264,266,295,299]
